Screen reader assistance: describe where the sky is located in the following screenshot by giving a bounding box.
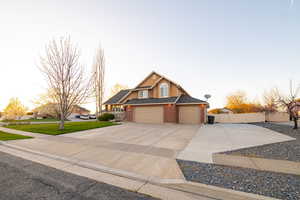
[0,0,299,112]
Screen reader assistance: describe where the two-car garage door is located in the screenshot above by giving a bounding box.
[132,105,203,124]
[134,106,164,124]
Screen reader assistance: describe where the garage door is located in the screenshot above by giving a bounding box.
[179,106,200,124]
[134,106,163,124]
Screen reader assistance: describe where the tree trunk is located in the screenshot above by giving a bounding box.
[293,117,298,129]
[59,119,65,130]
[59,111,65,130]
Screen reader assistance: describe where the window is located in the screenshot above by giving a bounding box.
[138,90,148,98]
[160,83,169,97]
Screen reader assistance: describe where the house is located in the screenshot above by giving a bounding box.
[208,108,233,114]
[68,105,91,119]
[104,71,208,124]
[33,103,90,119]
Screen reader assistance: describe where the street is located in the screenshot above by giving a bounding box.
[0,151,158,200]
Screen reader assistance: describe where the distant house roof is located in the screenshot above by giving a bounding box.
[72,105,90,113]
[176,95,207,104]
[104,89,131,105]
[124,97,178,105]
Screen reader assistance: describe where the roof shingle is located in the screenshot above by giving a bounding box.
[124,97,178,105]
[104,89,131,105]
[176,95,207,104]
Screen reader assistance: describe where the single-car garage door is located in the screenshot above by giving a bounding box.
[179,105,200,124]
[134,106,164,124]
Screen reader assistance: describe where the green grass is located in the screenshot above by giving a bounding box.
[0,131,33,141]
[5,121,117,135]
[2,118,59,123]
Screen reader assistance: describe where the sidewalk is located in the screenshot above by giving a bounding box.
[0,143,274,200]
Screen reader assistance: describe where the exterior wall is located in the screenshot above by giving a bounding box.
[266,112,290,122]
[139,73,160,87]
[211,113,265,123]
[200,105,205,123]
[123,91,138,102]
[164,104,177,123]
[125,106,134,121]
[155,78,185,97]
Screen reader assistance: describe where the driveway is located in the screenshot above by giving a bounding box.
[177,123,294,163]
[6,123,200,181]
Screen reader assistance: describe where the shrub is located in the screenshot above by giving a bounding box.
[98,113,115,121]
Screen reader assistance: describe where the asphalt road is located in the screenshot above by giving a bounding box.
[0,151,158,200]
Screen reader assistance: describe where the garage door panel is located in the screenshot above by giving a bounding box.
[179,106,200,124]
[134,106,163,124]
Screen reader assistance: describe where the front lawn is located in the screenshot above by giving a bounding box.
[2,118,59,123]
[5,121,116,135]
[0,131,33,141]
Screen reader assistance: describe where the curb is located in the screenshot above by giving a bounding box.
[167,181,280,200]
[1,142,185,185]
[213,153,300,175]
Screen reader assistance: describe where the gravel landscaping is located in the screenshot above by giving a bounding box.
[223,122,300,162]
[177,159,300,200]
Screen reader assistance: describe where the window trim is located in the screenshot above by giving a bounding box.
[138,90,149,99]
[159,83,169,98]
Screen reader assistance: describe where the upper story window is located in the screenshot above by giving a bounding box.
[138,90,148,99]
[160,83,169,97]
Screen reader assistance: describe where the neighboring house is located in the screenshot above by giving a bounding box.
[68,105,91,120]
[208,108,233,114]
[33,103,90,119]
[104,71,208,124]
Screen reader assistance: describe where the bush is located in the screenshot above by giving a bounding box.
[98,113,115,121]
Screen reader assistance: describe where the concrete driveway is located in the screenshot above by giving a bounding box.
[177,123,295,163]
[6,123,200,181]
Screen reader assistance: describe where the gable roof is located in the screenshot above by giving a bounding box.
[72,105,90,113]
[129,71,190,97]
[104,89,131,105]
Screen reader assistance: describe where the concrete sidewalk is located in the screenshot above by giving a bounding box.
[0,143,274,200]
[177,123,295,163]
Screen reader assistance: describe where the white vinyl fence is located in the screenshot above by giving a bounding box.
[211,112,290,123]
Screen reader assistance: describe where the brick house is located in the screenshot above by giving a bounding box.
[104,71,208,124]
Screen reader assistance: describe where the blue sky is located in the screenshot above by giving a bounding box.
[0,0,299,111]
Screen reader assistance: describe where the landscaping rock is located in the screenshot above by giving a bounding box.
[177,159,300,200]
[223,122,300,162]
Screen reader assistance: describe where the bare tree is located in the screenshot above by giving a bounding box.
[39,36,91,130]
[263,88,278,113]
[275,81,300,129]
[92,46,105,117]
